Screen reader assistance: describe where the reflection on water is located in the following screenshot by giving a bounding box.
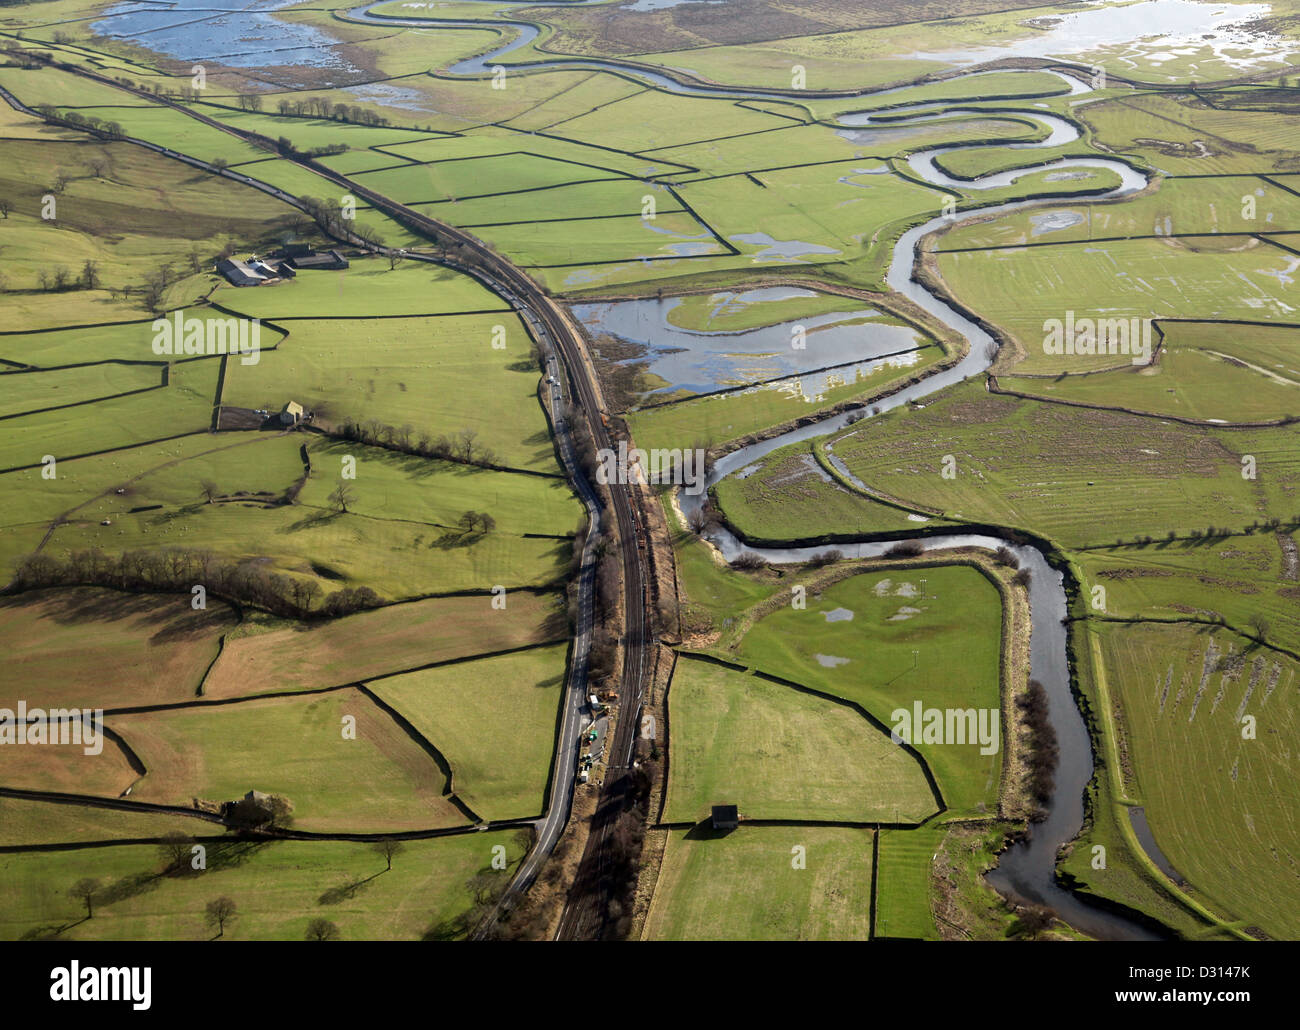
[94,0,356,71]
[573,290,927,400]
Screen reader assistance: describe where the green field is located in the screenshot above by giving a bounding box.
[643,826,874,941]
[1093,620,1300,939]
[368,644,567,821]
[663,655,937,824]
[0,834,524,941]
[111,689,470,833]
[720,565,1006,818]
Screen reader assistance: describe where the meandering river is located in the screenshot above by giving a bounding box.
[99,0,1180,937]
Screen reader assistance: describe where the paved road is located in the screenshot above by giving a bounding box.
[3,60,655,938]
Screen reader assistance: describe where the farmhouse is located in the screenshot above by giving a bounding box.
[711,804,739,831]
[280,400,305,425]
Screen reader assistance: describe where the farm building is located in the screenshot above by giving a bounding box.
[216,257,267,287]
[280,401,305,425]
[216,256,296,287]
[290,248,349,270]
[711,804,739,831]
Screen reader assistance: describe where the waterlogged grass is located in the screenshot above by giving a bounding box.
[0,834,524,940]
[663,656,937,824]
[996,342,1300,423]
[937,236,1300,374]
[368,643,567,821]
[712,437,956,541]
[643,826,874,941]
[1093,620,1300,939]
[824,383,1300,548]
[942,175,1300,249]
[723,565,1005,818]
[629,347,943,455]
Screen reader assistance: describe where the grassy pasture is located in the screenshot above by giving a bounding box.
[490,210,726,266]
[937,236,1300,375]
[0,362,161,417]
[724,565,1004,818]
[0,137,299,290]
[1095,620,1300,939]
[211,260,507,319]
[874,827,943,939]
[301,439,580,537]
[368,643,566,821]
[352,150,625,204]
[0,319,286,370]
[552,88,793,153]
[420,178,686,226]
[220,312,560,472]
[51,500,571,603]
[0,797,215,847]
[663,655,937,824]
[0,587,235,709]
[112,688,470,833]
[0,834,523,940]
[643,826,874,941]
[201,591,566,699]
[825,384,1298,548]
[0,359,218,473]
[667,506,784,639]
[711,437,956,540]
[0,433,287,575]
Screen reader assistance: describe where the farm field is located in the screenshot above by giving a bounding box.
[1092,620,1300,939]
[3,0,1299,948]
[717,563,1007,818]
[107,689,471,833]
[662,655,938,825]
[368,643,567,822]
[643,826,874,941]
[0,834,525,941]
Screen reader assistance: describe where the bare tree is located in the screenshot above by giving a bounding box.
[373,838,403,872]
[199,479,219,504]
[205,896,237,937]
[328,482,355,514]
[158,831,193,872]
[305,918,339,941]
[69,878,100,918]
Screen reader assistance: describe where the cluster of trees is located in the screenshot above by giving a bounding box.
[33,259,99,293]
[10,547,382,620]
[296,194,385,250]
[884,540,926,558]
[274,95,390,127]
[333,420,501,469]
[1016,679,1059,819]
[456,510,497,534]
[34,105,124,139]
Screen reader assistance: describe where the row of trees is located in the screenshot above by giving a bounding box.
[333,420,502,469]
[274,95,391,127]
[34,105,125,140]
[10,548,382,620]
